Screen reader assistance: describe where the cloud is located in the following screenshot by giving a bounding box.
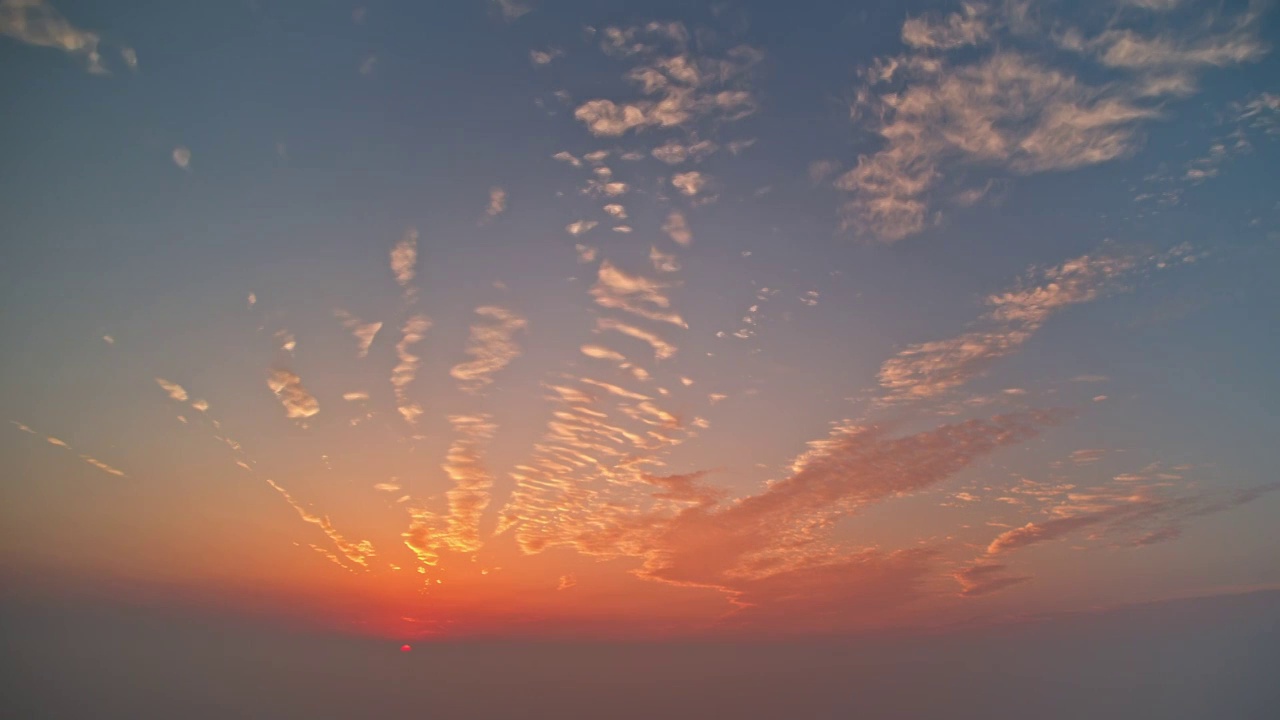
[489,0,531,23]
[485,187,507,217]
[662,211,692,246]
[342,391,370,401]
[266,369,320,420]
[641,470,723,505]
[557,574,577,590]
[1091,19,1267,72]
[835,2,1268,241]
[575,243,598,263]
[987,514,1106,554]
[0,0,106,73]
[877,252,1138,402]
[650,246,680,273]
[580,344,626,362]
[901,3,992,50]
[1123,0,1185,9]
[390,227,419,290]
[652,139,717,165]
[590,261,687,327]
[552,151,582,168]
[573,26,761,136]
[171,147,191,170]
[596,317,678,360]
[963,469,1280,595]
[952,563,1031,597]
[425,414,500,554]
[155,378,189,402]
[602,203,627,219]
[79,455,125,477]
[450,306,527,392]
[808,159,841,184]
[610,410,1064,609]
[671,171,708,196]
[566,220,598,236]
[335,310,383,358]
[391,315,431,425]
[120,46,136,70]
[265,478,375,568]
[530,48,562,66]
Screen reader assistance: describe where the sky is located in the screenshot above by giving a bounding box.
[2,0,1279,651]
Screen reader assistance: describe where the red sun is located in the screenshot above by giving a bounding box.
[400,644,412,653]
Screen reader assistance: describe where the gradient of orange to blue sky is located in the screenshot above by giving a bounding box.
[2,0,1279,654]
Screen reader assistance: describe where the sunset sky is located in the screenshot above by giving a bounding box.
[2,0,1279,647]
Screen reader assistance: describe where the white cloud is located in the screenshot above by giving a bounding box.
[267,369,320,420]
[155,378,189,402]
[575,243,598,263]
[596,317,677,360]
[530,48,562,66]
[450,306,527,392]
[662,211,692,246]
[490,0,531,22]
[671,171,709,196]
[837,2,1266,242]
[0,0,106,73]
[901,3,992,50]
[390,228,418,289]
[335,310,383,358]
[566,220,598,236]
[591,261,686,327]
[574,28,761,137]
[878,253,1138,401]
[391,315,431,425]
[485,187,507,217]
[649,246,680,273]
[171,146,191,170]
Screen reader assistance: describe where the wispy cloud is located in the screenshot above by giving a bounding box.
[485,187,507,217]
[662,211,692,246]
[590,261,687,327]
[334,310,383,358]
[155,378,189,402]
[266,369,320,420]
[11,421,125,477]
[836,1,1267,241]
[877,251,1152,402]
[489,0,531,23]
[265,478,374,568]
[530,47,562,66]
[391,315,431,425]
[390,227,419,292]
[171,146,191,170]
[0,0,106,73]
[451,306,527,392]
[604,410,1064,611]
[596,317,678,360]
[566,220,598,236]
[574,23,760,136]
[670,171,709,197]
